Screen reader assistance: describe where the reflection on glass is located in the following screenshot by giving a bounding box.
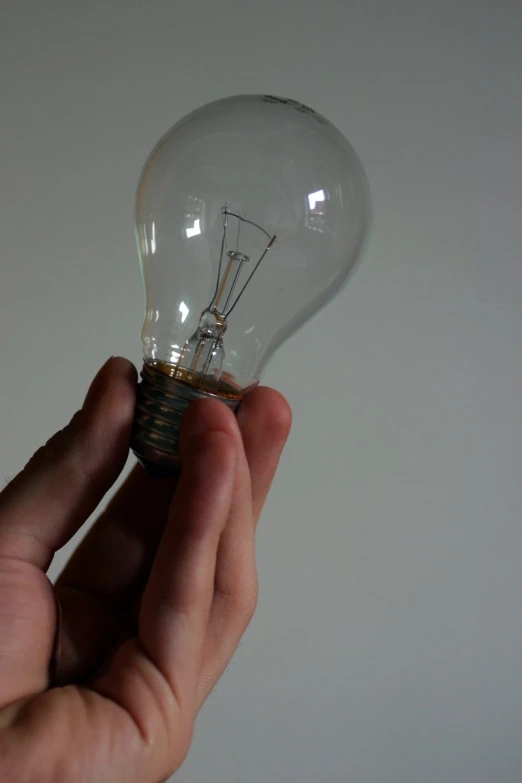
[179,301,189,322]
[186,219,201,238]
[308,189,325,209]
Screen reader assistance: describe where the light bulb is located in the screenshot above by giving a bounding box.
[131,95,370,475]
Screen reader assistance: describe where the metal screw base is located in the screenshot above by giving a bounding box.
[131,362,242,476]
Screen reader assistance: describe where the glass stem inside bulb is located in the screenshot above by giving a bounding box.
[175,308,227,389]
[175,246,251,390]
[212,250,249,314]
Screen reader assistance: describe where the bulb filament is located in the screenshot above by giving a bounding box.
[175,206,276,391]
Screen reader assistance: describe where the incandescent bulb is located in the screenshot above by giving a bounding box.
[131,95,370,475]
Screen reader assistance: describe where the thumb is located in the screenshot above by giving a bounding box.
[0,358,137,570]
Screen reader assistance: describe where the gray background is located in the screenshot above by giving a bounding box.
[1,1,522,781]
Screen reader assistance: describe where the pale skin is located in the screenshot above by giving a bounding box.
[0,357,291,782]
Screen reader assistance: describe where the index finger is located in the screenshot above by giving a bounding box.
[0,358,136,569]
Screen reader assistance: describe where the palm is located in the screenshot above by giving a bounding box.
[0,467,184,782]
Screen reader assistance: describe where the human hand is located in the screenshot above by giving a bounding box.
[0,358,291,782]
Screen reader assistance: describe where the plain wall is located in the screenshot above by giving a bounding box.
[1,1,522,781]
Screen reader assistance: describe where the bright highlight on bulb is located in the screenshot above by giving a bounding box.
[179,302,189,323]
[186,219,201,238]
[130,94,371,475]
[307,190,326,209]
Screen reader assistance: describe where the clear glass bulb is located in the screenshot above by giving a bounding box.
[131,95,371,474]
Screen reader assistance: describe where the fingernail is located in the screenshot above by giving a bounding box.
[83,357,114,409]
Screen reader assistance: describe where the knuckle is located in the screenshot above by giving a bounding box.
[225,577,259,622]
[22,410,101,490]
[244,581,259,618]
[25,411,86,473]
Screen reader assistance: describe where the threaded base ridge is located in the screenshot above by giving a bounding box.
[131,362,242,476]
